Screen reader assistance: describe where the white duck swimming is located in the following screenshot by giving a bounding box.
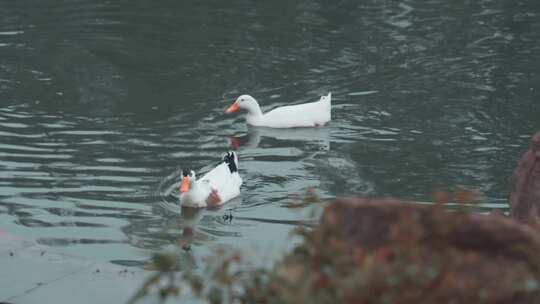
[179,152,242,208]
[225,93,332,128]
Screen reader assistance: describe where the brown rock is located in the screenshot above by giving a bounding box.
[311,197,540,303]
[510,130,540,223]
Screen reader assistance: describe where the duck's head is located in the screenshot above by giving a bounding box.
[225,95,260,115]
[180,169,196,193]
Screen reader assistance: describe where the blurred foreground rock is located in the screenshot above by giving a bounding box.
[510,130,540,223]
[276,197,540,304]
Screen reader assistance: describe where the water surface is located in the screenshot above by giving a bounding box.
[0,0,539,267]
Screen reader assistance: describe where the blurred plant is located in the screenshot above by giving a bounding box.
[130,187,540,304]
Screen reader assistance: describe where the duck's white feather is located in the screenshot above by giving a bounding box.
[252,94,331,128]
[200,162,242,203]
[180,152,242,208]
[180,181,211,208]
[234,93,331,128]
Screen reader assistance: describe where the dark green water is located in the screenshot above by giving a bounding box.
[0,0,539,266]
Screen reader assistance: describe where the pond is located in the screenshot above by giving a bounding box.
[0,0,539,296]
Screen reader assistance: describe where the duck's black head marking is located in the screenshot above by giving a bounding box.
[182,169,192,177]
[223,152,238,173]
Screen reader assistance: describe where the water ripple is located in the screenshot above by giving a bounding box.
[0,0,538,267]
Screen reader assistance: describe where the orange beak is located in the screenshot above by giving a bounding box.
[225,102,240,113]
[179,176,190,192]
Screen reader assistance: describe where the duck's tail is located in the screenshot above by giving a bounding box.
[320,92,332,106]
[223,151,239,173]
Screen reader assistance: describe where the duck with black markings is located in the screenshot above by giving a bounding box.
[179,152,242,208]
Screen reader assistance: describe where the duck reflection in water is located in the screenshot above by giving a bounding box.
[229,126,331,150]
[178,206,203,251]
[178,206,238,252]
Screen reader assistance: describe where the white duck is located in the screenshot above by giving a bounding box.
[225,93,332,128]
[179,152,242,208]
